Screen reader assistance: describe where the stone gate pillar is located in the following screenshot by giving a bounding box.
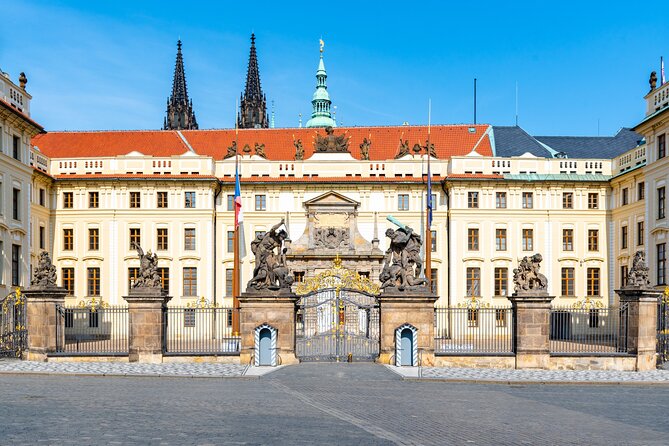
[508,294,555,369]
[123,287,171,363]
[23,286,67,361]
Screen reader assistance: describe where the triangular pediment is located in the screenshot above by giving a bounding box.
[303,191,360,208]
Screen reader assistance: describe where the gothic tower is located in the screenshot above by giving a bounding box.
[306,40,336,128]
[164,40,198,130]
[238,34,269,129]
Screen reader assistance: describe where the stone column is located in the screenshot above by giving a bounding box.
[22,286,68,361]
[508,294,555,369]
[377,289,438,366]
[615,287,662,371]
[238,290,299,365]
[123,287,171,363]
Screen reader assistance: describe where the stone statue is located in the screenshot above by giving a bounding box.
[412,143,422,154]
[131,242,162,288]
[254,143,267,158]
[626,250,650,288]
[294,139,304,160]
[395,139,410,159]
[513,253,548,295]
[380,217,427,291]
[224,141,237,159]
[247,219,293,291]
[313,227,350,250]
[242,143,251,154]
[31,251,57,288]
[314,126,349,153]
[425,141,437,158]
[359,137,371,160]
[650,71,658,91]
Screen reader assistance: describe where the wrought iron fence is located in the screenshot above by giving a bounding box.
[549,301,629,355]
[55,303,128,355]
[0,290,26,358]
[435,305,514,355]
[659,292,669,365]
[163,304,240,355]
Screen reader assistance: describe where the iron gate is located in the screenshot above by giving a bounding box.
[659,291,669,365]
[295,256,380,362]
[0,289,26,358]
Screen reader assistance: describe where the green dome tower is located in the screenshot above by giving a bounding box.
[306,40,336,128]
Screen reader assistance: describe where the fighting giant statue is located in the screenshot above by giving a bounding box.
[512,253,548,295]
[247,218,294,291]
[379,215,427,291]
[131,242,162,289]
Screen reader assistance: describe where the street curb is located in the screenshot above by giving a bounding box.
[401,377,669,386]
[0,370,256,380]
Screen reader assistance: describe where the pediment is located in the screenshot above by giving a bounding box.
[303,191,360,209]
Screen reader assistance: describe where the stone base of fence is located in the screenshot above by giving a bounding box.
[23,286,68,362]
[162,355,240,364]
[123,287,171,363]
[47,355,130,363]
[434,355,516,369]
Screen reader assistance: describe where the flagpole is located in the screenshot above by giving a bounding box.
[232,101,240,335]
[425,99,432,290]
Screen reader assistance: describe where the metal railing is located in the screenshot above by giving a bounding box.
[0,290,26,358]
[163,307,240,355]
[549,304,629,355]
[658,296,669,365]
[435,307,514,355]
[55,305,129,355]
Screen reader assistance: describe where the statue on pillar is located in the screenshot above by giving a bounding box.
[294,138,304,160]
[131,242,162,288]
[650,71,658,91]
[247,219,294,291]
[625,250,650,289]
[359,137,371,160]
[379,216,427,291]
[31,251,57,288]
[512,254,548,295]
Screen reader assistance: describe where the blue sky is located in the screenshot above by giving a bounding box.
[1,0,667,136]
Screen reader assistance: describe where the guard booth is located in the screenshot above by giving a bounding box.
[254,324,277,366]
[395,324,418,366]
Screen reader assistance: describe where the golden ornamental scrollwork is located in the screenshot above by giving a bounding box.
[571,296,604,310]
[186,297,220,309]
[295,254,380,296]
[457,296,490,309]
[662,286,669,304]
[78,297,109,312]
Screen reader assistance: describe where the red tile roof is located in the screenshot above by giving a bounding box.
[32,125,492,161]
[32,131,190,158]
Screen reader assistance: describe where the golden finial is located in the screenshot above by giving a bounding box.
[319,38,324,53]
[333,253,342,269]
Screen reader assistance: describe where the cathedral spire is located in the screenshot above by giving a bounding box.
[237,33,269,129]
[306,39,336,128]
[164,40,198,130]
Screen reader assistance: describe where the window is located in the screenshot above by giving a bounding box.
[158,267,169,294]
[89,228,99,251]
[622,188,629,206]
[157,191,168,208]
[522,192,533,209]
[638,221,644,246]
[562,192,573,209]
[226,268,233,297]
[586,268,600,296]
[468,228,479,250]
[39,188,45,207]
[184,228,196,250]
[494,268,508,296]
[466,267,481,297]
[522,228,533,251]
[227,230,234,253]
[12,188,20,220]
[495,192,506,209]
[658,187,665,219]
[588,229,599,251]
[129,228,141,250]
[11,244,20,286]
[63,229,74,251]
[398,194,409,211]
[563,229,575,251]
[659,133,666,159]
[430,268,438,294]
[184,309,196,327]
[227,195,234,211]
[430,193,437,211]
[12,135,20,161]
[39,226,45,250]
[430,230,437,252]
[129,191,141,208]
[621,226,628,249]
[638,182,645,200]
[467,192,479,208]
[87,267,100,296]
[255,230,266,240]
[88,191,99,208]
[294,271,305,283]
[588,309,600,328]
[157,228,168,250]
[495,228,507,251]
[561,268,575,296]
[467,309,479,328]
[658,243,666,285]
[128,267,139,291]
[495,309,507,327]
[620,265,628,288]
[62,268,74,295]
[588,193,598,209]
[184,191,196,208]
[255,194,266,211]
[63,192,73,209]
[183,267,197,296]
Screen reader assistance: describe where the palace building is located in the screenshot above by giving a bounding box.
[2,39,666,318]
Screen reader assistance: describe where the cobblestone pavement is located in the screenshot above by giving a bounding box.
[416,366,669,383]
[0,358,248,377]
[1,363,668,445]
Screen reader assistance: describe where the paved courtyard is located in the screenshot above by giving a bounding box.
[1,362,668,445]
